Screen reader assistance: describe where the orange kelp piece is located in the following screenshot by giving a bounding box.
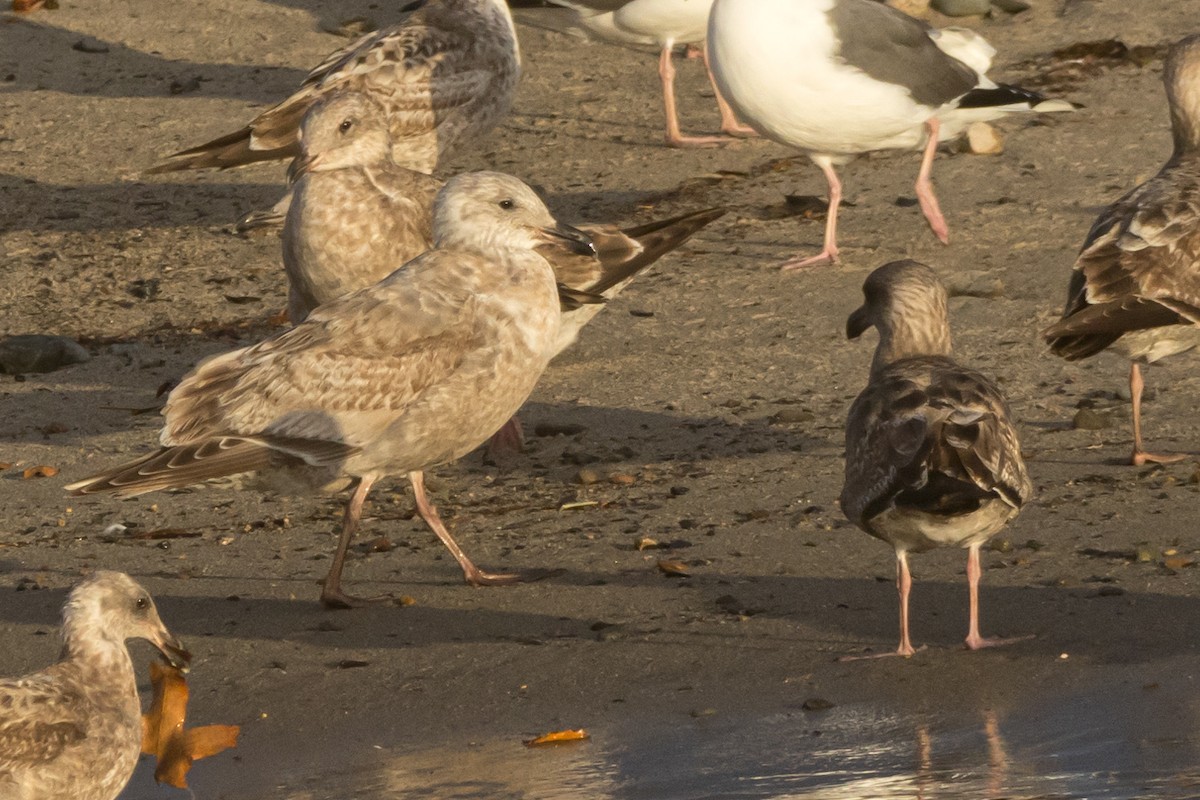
[524,729,590,747]
[141,661,240,789]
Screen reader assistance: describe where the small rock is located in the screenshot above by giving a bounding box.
[886,0,930,14]
[0,334,90,374]
[575,468,602,485]
[1072,408,1112,430]
[72,36,110,53]
[945,270,1005,299]
[802,697,836,711]
[609,473,636,486]
[966,122,1004,155]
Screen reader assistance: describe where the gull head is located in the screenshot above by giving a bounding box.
[847,260,952,371]
[63,571,192,671]
[291,91,392,179]
[1165,34,1200,154]
[432,171,595,258]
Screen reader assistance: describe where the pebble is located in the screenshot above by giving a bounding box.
[575,468,602,485]
[945,270,1005,299]
[0,334,90,374]
[966,122,1004,155]
[72,36,110,53]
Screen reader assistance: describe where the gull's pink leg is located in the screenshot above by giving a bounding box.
[915,118,950,244]
[781,159,841,271]
[321,475,390,609]
[840,549,925,660]
[1130,361,1185,465]
[965,543,1033,650]
[409,470,522,587]
[658,44,726,148]
[703,43,758,138]
[486,416,525,461]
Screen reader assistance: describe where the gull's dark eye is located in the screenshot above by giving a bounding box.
[338,118,354,134]
[135,596,149,612]
[498,199,515,210]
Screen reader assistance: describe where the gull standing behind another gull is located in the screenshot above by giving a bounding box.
[840,261,1033,658]
[548,0,755,146]
[0,572,191,800]
[707,0,1075,269]
[1044,35,1200,466]
[280,91,725,454]
[147,0,520,175]
[67,173,597,609]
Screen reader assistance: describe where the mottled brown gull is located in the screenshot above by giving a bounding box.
[282,91,726,338]
[1044,35,1200,466]
[67,172,596,609]
[707,0,1075,269]
[840,261,1032,658]
[0,571,190,800]
[147,0,520,175]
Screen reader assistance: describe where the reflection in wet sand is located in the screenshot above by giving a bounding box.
[119,682,1200,799]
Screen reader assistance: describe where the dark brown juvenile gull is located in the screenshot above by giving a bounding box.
[147,0,520,175]
[707,0,1075,269]
[0,571,190,800]
[840,261,1033,658]
[67,172,597,609]
[1044,35,1200,466]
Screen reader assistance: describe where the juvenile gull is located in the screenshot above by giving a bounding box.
[707,0,1075,269]
[147,0,520,175]
[548,0,754,146]
[282,92,726,335]
[840,261,1033,657]
[280,91,724,453]
[0,571,190,800]
[1044,35,1200,466]
[67,172,597,609]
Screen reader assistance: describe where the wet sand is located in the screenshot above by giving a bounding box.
[3,1,1200,797]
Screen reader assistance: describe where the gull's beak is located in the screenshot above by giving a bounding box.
[846,305,872,339]
[539,221,596,258]
[287,153,322,183]
[151,626,193,672]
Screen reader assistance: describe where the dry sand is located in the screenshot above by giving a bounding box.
[3,1,1200,797]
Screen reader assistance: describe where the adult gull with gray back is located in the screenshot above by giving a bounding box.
[147,0,520,175]
[707,0,1075,269]
[1044,35,1200,466]
[841,261,1033,657]
[67,173,596,609]
[0,571,190,800]
[549,0,754,146]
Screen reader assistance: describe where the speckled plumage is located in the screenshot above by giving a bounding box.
[1044,35,1200,463]
[0,572,188,800]
[281,92,725,354]
[148,0,520,175]
[841,261,1031,656]
[67,173,594,605]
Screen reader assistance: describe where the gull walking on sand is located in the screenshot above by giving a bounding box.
[840,261,1033,658]
[549,0,755,146]
[1044,35,1200,466]
[148,0,520,175]
[68,173,597,609]
[0,571,190,800]
[706,0,1075,269]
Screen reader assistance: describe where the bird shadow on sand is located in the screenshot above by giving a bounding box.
[0,172,287,234]
[1,17,308,102]
[4,566,1200,669]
